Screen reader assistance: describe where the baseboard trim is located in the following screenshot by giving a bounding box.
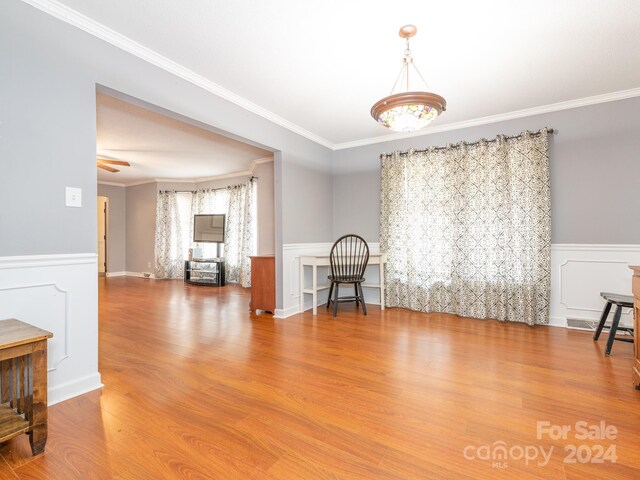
[48,372,103,406]
[125,271,156,279]
[274,306,299,318]
[547,316,567,328]
[105,271,126,277]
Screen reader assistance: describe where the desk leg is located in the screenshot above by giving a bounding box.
[299,261,305,314]
[312,264,318,315]
[29,341,48,455]
[380,261,385,310]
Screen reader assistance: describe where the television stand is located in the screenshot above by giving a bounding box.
[184,259,225,286]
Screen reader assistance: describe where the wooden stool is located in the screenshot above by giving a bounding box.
[593,292,634,356]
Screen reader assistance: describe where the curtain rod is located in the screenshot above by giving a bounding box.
[386,128,555,155]
[160,176,257,194]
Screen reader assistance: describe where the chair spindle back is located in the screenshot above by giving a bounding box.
[329,234,369,280]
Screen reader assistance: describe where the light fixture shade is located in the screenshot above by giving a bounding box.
[371,92,447,133]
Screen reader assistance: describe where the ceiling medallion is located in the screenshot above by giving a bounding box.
[371,25,446,133]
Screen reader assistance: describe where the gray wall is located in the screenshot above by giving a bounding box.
[1,0,334,308]
[156,182,196,192]
[97,184,126,273]
[0,3,97,256]
[333,97,640,244]
[254,162,275,254]
[125,183,157,274]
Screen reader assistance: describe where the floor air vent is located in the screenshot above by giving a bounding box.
[566,318,598,331]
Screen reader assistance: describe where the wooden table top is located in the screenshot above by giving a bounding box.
[0,319,53,350]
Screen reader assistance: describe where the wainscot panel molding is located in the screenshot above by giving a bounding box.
[0,253,103,405]
[550,244,640,328]
[280,243,640,328]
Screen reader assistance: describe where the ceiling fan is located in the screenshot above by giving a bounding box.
[97,157,130,173]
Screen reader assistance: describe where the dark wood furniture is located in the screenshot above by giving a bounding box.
[0,319,53,455]
[250,255,275,313]
[593,292,634,356]
[184,259,225,286]
[631,266,640,389]
[326,234,370,317]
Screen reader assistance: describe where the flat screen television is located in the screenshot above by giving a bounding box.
[193,214,225,243]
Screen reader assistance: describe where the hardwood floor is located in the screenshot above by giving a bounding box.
[0,276,639,479]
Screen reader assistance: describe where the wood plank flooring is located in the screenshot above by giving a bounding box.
[0,276,639,478]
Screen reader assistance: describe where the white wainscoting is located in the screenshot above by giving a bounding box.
[550,244,640,328]
[279,243,640,327]
[0,253,103,405]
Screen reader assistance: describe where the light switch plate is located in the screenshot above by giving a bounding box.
[65,187,82,207]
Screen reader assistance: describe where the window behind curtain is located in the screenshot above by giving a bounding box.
[379,129,551,326]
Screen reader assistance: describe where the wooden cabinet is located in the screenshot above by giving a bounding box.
[631,266,640,389]
[250,255,275,313]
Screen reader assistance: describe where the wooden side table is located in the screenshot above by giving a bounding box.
[250,255,275,313]
[0,319,53,455]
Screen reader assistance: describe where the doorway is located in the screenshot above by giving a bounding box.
[97,195,108,276]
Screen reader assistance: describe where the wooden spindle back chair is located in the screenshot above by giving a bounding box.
[326,234,370,317]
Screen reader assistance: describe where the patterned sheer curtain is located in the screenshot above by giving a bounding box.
[225,178,257,287]
[155,190,186,279]
[380,129,551,326]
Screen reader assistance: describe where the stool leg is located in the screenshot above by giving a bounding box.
[605,305,623,356]
[594,301,612,341]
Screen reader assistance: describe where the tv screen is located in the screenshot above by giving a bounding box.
[193,214,225,243]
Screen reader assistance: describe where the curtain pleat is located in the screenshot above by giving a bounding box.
[154,191,185,279]
[380,129,551,325]
[225,178,256,287]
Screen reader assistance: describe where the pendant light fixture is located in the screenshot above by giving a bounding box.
[371,25,446,132]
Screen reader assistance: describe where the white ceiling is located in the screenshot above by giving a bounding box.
[42,0,640,148]
[96,92,272,185]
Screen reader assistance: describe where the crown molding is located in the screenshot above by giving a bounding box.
[97,181,126,187]
[22,1,640,153]
[153,157,272,184]
[123,179,157,187]
[334,87,640,150]
[254,157,275,165]
[154,179,197,184]
[22,0,334,150]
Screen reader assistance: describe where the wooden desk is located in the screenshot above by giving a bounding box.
[0,319,53,455]
[299,253,387,314]
[630,266,640,389]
